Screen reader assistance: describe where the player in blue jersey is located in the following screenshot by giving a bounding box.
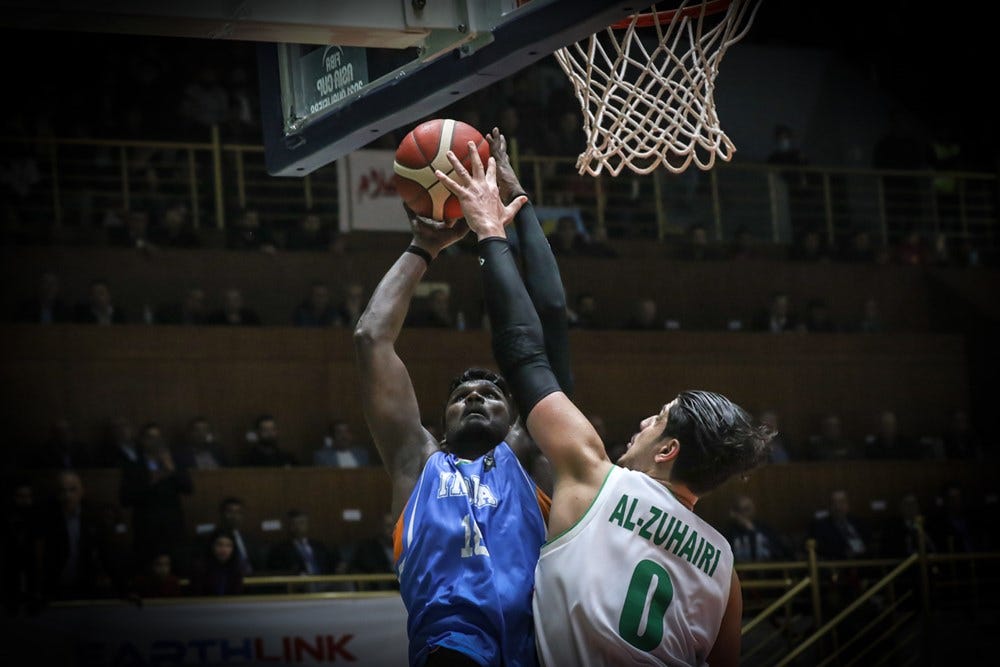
[354,128,571,667]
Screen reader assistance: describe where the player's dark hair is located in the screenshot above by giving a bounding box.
[663,390,773,495]
[447,367,513,408]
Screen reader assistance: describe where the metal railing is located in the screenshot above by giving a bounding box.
[3,128,997,251]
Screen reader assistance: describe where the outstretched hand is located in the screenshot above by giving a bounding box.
[404,202,469,259]
[435,141,527,240]
[486,127,523,205]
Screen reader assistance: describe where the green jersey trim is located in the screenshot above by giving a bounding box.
[541,464,618,550]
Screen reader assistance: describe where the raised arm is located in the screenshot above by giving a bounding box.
[488,128,573,395]
[435,145,610,492]
[353,212,470,517]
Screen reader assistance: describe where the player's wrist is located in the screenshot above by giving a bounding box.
[505,189,528,205]
[405,243,435,265]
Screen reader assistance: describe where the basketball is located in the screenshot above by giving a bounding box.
[393,118,490,221]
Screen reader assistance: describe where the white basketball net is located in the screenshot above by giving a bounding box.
[554,0,760,176]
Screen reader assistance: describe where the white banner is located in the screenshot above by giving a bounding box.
[337,150,410,232]
[17,595,409,666]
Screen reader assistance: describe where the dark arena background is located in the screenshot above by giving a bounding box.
[1,1,998,665]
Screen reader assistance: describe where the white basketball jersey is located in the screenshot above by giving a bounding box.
[533,466,734,667]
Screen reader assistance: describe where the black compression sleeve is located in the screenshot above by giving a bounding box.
[478,236,562,419]
[514,202,574,396]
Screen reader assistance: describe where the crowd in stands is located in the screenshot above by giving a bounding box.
[2,414,991,612]
[0,259,954,334]
[0,410,397,613]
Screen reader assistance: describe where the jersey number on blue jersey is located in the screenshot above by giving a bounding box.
[461,513,490,557]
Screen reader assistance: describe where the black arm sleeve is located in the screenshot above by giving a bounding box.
[478,237,562,419]
[514,202,574,396]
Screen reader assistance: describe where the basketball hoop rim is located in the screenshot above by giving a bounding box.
[609,0,732,30]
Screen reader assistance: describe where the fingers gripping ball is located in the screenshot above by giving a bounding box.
[393,119,490,221]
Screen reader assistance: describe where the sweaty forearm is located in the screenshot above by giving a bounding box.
[478,237,561,419]
[514,202,573,395]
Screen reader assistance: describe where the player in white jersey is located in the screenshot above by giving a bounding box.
[436,145,774,666]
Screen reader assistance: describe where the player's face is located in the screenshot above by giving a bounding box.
[443,379,512,457]
[617,400,674,470]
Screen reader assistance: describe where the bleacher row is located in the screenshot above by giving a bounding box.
[3,240,999,551]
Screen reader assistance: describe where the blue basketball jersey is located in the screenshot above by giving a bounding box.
[395,441,548,667]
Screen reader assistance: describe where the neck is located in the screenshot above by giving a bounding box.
[664,480,698,510]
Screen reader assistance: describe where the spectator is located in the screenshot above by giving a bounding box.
[407,287,454,328]
[348,511,400,591]
[725,494,792,563]
[213,496,264,576]
[207,288,262,326]
[752,291,799,333]
[927,483,983,553]
[119,422,193,567]
[675,223,721,261]
[171,415,227,470]
[881,493,936,558]
[266,509,344,592]
[1,477,39,614]
[758,409,792,463]
[788,228,834,263]
[547,216,614,257]
[243,414,297,467]
[74,280,127,325]
[809,489,872,560]
[807,413,860,461]
[187,528,244,596]
[156,286,209,325]
[107,209,154,250]
[292,282,342,327]
[284,211,339,252]
[225,66,258,142]
[313,420,370,468]
[864,409,920,460]
[567,292,603,330]
[31,418,93,470]
[839,228,879,264]
[178,66,230,137]
[767,124,817,233]
[623,297,662,330]
[226,207,277,253]
[16,272,70,324]
[894,228,928,266]
[942,408,984,461]
[802,297,839,333]
[35,470,113,601]
[96,416,140,468]
[808,489,877,647]
[132,552,183,598]
[337,282,366,330]
[855,296,885,333]
[148,200,201,248]
[727,225,760,261]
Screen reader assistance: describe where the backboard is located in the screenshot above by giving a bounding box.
[256,0,646,176]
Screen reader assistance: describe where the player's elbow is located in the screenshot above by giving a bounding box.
[353,319,378,353]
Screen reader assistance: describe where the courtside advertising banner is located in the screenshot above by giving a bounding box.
[18,595,409,666]
[337,149,407,232]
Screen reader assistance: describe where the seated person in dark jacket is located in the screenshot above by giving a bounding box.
[808,489,872,560]
[188,528,244,596]
[35,470,114,601]
[267,509,344,592]
[348,511,400,591]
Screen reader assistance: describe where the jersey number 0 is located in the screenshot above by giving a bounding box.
[618,559,675,651]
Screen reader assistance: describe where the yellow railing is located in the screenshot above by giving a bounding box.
[4,128,997,249]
